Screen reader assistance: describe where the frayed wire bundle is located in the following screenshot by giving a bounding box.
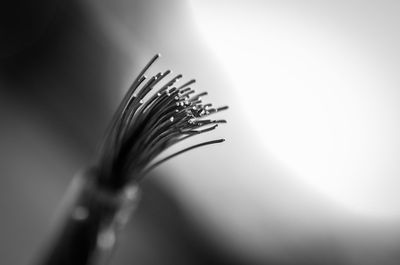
[37,54,228,265]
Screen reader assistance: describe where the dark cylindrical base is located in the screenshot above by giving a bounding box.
[36,169,139,265]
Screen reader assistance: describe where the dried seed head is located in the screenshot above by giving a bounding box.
[98,54,228,191]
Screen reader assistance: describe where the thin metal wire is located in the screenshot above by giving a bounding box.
[98,55,228,191]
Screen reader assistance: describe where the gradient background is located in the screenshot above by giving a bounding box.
[1,1,400,264]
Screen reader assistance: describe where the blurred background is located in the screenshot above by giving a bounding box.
[1,0,400,264]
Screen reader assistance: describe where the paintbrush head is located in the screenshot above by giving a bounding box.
[97,54,228,191]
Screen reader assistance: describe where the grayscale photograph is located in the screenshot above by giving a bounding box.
[1,1,400,265]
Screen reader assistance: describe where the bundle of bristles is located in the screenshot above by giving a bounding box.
[96,54,228,191]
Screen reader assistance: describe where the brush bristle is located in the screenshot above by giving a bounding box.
[98,54,228,191]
